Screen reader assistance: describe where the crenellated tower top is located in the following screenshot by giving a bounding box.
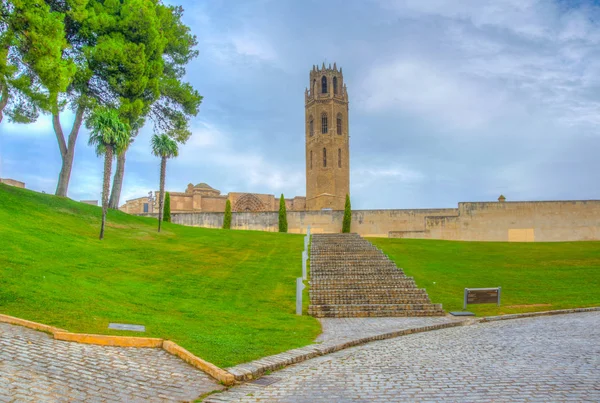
[305,62,348,104]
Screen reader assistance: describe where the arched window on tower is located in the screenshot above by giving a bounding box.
[310,150,313,169]
[323,148,327,167]
[338,148,341,168]
[321,113,328,134]
[321,76,327,94]
[333,76,338,95]
[312,79,316,95]
[309,116,314,137]
[337,113,342,135]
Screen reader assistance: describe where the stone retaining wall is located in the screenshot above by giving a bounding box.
[138,199,600,242]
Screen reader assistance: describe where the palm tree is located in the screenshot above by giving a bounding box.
[87,108,130,240]
[151,134,179,232]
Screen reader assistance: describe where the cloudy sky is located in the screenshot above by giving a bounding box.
[2,0,600,209]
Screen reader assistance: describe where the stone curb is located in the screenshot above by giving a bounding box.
[227,321,465,381]
[477,306,600,323]
[0,313,235,386]
[227,306,600,382]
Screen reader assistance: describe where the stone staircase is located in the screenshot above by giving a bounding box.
[308,233,444,318]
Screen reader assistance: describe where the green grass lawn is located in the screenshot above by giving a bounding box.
[370,237,600,316]
[0,184,319,368]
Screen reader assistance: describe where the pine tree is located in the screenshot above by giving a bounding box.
[278,194,288,233]
[223,199,232,229]
[342,194,352,233]
[163,192,171,222]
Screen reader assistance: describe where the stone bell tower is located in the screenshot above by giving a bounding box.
[305,63,350,211]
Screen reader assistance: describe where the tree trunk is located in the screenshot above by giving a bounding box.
[0,82,8,124]
[108,152,126,209]
[100,145,113,240]
[157,157,166,232]
[54,105,85,197]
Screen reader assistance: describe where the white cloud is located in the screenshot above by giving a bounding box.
[230,34,278,62]
[352,165,425,190]
[359,59,509,129]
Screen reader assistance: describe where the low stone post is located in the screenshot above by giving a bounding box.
[296,277,305,315]
[302,250,308,280]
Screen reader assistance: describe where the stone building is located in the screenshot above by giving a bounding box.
[120,183,306,214]
[0,178,25,188]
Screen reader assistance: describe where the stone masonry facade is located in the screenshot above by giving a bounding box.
[305,63,350,211]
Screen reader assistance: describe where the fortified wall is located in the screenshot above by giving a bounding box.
[140,199,600,242]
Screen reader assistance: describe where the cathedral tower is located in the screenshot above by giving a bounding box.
[305,63,350,211]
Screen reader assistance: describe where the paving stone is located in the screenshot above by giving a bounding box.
[0,322,223,401]
[209,312,600,402]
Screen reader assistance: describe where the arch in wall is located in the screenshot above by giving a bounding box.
[333,76,338,94]
[336,113,342,135]
[321,75,327,93]
[232,193,267,212]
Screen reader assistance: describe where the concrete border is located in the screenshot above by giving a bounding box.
[0,313,235,386]
[163,341,235,385]
[227,306,600,382]
[0,314,67,334]
[53,332,163,348]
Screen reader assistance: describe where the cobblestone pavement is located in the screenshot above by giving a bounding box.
[207,312,600,402]
[0,322,222,402]
[316,316,464,343]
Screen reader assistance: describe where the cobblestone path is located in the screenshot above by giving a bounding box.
[208,312,600,402]
[0,322,222,402]
[316,316,463,343]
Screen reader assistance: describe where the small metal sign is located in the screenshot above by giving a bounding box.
[108,323,146,332]
[463,287,501,310]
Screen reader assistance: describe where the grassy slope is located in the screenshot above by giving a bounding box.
[370,237,600,316]
[0,184,320,368]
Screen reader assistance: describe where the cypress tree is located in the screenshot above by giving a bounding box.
[223,199,232,229]
[278,194,288,233]
[163,192,171,222]
[342,194,352,233]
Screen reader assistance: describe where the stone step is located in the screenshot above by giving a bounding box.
[310,296,433,305]
[310,268,403,273]
[308,303,445,318]
[310,288,429,297]
[310,275,414,282]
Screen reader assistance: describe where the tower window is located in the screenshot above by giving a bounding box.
[321,76,327,93]
[309,117,314,137]
[333,76,338,94]
[337,114,342,135]
[321,113,328,134]
[323,148,327,167]
[310,150,313,169]
[338,148,341,168]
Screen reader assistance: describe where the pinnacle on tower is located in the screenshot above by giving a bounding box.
[333,62,337,71]
[322,62,326,70]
